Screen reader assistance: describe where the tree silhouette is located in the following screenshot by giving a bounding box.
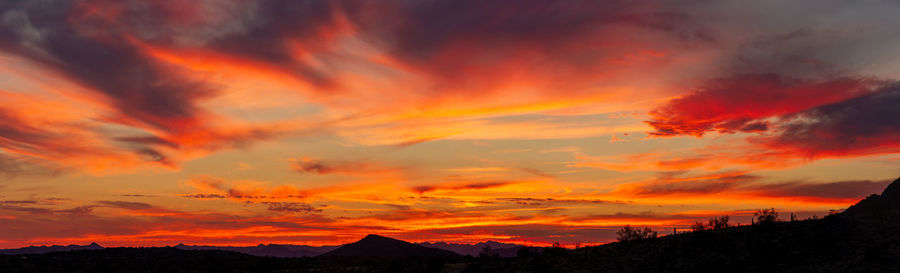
[616,225,658,242]
[709,215,730,229]
[754,208,778,225]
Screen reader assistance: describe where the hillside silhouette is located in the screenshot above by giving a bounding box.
[844,177,900,216]
[319,234,461,258]
[2,177,899,273]
[466,177,900,273]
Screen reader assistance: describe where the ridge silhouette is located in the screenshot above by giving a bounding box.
[174,243,338,257]
[419,240,530,257]
[0,242,102,255]
[843,177,900,215]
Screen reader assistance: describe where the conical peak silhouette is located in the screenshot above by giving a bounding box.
[319,234,460,258]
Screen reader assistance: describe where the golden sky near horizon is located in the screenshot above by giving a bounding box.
[1,0,899,248]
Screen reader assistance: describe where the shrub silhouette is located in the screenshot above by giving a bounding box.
[709,215,730,229]
[754,208,779,225]
[691,221,707,232]
[616,225,657,242]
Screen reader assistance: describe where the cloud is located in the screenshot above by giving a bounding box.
[180,193,227,199]
[639,4,900,165]
[262,202,322,214]
[0,201,93,215]
[290,157,396,176]
[181,176,309,201]
[646,74,877,137]
[644,75,900,164]
[0,153,58,178]
[493,197,620,207]
[1,0,899,174]
[183,176,227,192]
[344,0,707,93]
[614,171,760,197]
[0,200,339,248]
[612,171,891,203]
[752,84,900,158]
[119,194,159,198]
[360,208,475,222]
[411,181,513,194]
[0,1,294,171]
[95,201,154,210]
[520,168,554,178]
[0,108,94,160]
[0,1,213,132]
[2,0,900,248]
[744,179,892,200]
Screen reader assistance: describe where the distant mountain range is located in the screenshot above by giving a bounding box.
[0,242,103,255]
[173,243,340,257]
[0,235,529,258]
[419,240,535,257]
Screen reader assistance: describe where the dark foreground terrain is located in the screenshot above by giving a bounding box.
[3,178,900,273]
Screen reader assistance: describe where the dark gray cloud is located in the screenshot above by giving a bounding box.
[619,171,891,201]
[341,0,709,92]
[96,201,154,210]
[181,193,228,199]
[0,1,212,132]
[622,171,760,196]
[746,180,892,200]
[119,194,159,198]
[753,85,900,157]
[0,203,92,215]
[262,202,322,214]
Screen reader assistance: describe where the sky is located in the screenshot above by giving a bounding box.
[0,0,899,248]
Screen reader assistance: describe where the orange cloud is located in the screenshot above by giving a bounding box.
[606,171,890,206]
[181,176,308,201]
[411,181,516,194]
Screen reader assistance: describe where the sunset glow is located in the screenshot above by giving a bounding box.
[1,0,899,248]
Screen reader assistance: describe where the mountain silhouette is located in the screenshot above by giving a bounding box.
[843,177,900,216]
[418,241,532,257]
[174,243,338,257]
[319,234,461,258]
[0,242,102,255]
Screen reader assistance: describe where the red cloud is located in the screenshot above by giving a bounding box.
[647,74,900,162]
[647,74,875,137]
